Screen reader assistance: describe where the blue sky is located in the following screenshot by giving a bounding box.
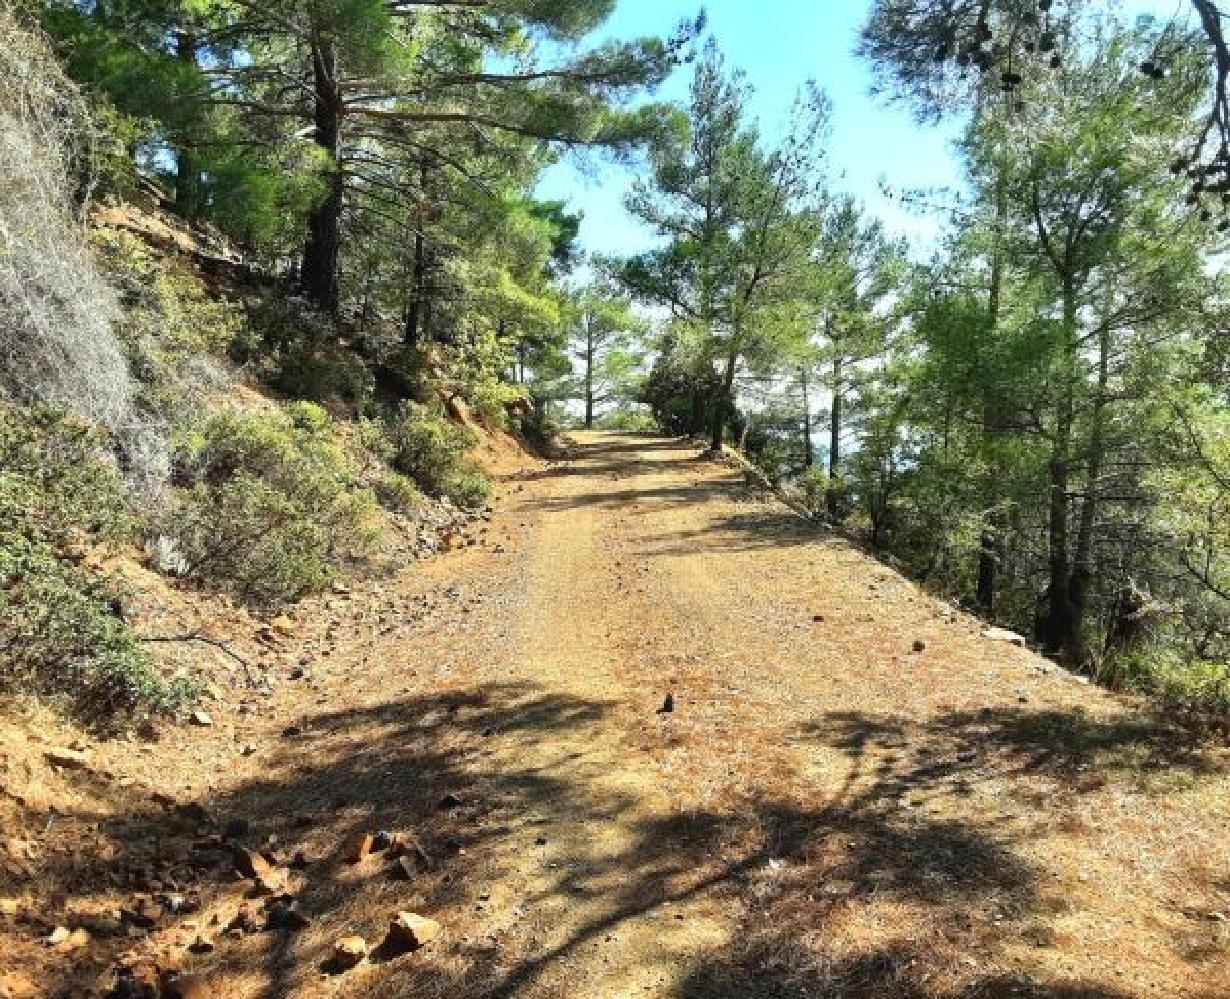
[537,0,1182,261]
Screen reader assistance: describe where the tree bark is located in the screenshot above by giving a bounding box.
[710,350,738,452]
[1068,316,1112,663]
[801,365,814,468]
[301,34,344,316]
[1042,280,1079,659]
[976,170,1008,613]
[174,29,199,220]
[583,313,596,429]
[404,158,430,345]
[826,353,843,520]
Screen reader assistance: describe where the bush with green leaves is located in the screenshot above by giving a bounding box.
[166,402,377,605]
[0,405,194,721]
[470,377,528,429]
[384,402,492,509]
[244,295,373,407]
[374,472,426,516]
[1097,645,1230,715]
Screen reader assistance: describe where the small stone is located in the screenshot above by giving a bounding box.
[983,627,1027,647]
[438,793,463,811]
[232,846,271,880]
[266,898,311,931]
[162,972,212,999]
[386,912,441,953]
[188,935,215,954]
[332,935,367,969]
[253,866,289,896]
[121,899,162,930]
[225,904,260,936]
[270,615,295,638]
[44,746,92,770]
[46,926,71,946]
[912,639,927,653]
[348,833,376,864]
[190,710,214,727]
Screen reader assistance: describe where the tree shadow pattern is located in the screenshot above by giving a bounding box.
[21,682,1227,998]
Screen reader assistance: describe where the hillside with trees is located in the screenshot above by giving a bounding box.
[1,1,1228,997]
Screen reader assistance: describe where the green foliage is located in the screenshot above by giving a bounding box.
[622,42,828,448]
[795,465,831,517]
[244,295,374,407]
[598,407,658,433]
[373,472,426,516]
[0,405,194,721]
[1096,646,1230,715]
[166,403,377,605]
[470,377,529,429]
[384,403,491,509]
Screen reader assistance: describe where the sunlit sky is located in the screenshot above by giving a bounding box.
[536,0,1189,261]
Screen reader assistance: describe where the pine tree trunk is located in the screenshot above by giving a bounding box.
[801,366,814,468]
[1069,319,1112,664]
[826,354,843,520]
[173,30,199,220]
[301,35,343,316]
[404,159,430,345]
[977,169,1008,613]
[584,316,595,430]
[710,350,738,452]
[1043,282,1079,659]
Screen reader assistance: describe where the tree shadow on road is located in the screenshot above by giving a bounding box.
[23,691,1227,998]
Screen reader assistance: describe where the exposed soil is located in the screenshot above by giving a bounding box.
[3,432,1229,998]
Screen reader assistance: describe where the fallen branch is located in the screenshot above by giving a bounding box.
[137,631,256,688]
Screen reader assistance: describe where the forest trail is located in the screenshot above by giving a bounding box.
[15,433,1230,998]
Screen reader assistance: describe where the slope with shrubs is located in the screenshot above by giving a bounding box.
[0,6,529,727]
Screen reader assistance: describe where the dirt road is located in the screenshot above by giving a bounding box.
[16,433,1230,998]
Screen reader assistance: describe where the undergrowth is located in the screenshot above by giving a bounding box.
[0,405,195,722]
[383,402,492,509]
[165,402,378,606]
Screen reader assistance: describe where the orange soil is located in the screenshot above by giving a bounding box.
[3,432,1228,998]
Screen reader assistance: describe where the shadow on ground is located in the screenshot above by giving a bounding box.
[24,680,1226,998]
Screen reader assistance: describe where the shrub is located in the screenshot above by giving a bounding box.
[94,230,243,415]
[440,466,493,509]
[245,295,373,406]
[796,465,831,517]
[0,405,194,721]
[1096,646,1230,715]
[598,407,657,433]
[385,402,491,508]
[470,377,528,429]
[166,403,377,605]
[374,472,426,516]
